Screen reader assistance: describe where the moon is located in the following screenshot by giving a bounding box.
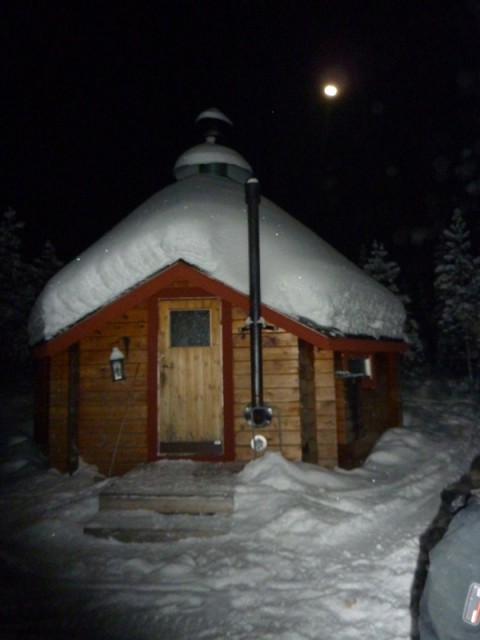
[323,84,338,98]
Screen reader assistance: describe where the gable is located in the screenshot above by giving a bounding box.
[32,262,406,359]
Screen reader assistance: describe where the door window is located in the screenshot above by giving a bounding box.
[170,309,211,347]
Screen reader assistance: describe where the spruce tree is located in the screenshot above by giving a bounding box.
[0,208,32,370]
[0,209,62,381]
[434,209,480,380]
[362,240,425,375]
[32,240,63,292]
[362,240,402,296]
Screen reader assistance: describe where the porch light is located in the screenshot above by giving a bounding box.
[110,347,126,382]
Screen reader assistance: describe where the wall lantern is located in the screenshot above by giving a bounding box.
[110,347,126,382]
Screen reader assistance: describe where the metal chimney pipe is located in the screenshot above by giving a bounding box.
[244,178,272,428]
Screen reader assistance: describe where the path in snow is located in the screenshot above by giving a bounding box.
[0,381,479,639]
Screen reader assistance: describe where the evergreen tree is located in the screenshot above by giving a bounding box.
[0,208,62,381]
[362,240,425,375]
[0,208,32,370]
[434,209,480,380]
[32,240,63,292]
[362,240,402,296]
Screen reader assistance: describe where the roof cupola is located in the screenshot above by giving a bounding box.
[173,108,253,183]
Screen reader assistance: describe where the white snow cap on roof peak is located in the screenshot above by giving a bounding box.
[174,108,252,183]
[195,108,233,127]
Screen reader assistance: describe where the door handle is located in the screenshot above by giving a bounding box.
[162,363,173,369]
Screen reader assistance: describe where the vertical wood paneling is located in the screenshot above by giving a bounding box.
[335,351,402,468]
[232,306,302,463]
[67,343,80,475]
[157,298,223,448]
[221,300,235,460]
[33,357,50,456]
[298,340,317,463]
[387,352,402,427]
[314,348,338,468]
[48,351,69,473]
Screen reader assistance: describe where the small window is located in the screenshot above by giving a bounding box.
[336,354,374,386]
[348,356,372,378]
[170,309,211,347]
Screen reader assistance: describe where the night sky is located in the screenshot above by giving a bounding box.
[3,1,479,281]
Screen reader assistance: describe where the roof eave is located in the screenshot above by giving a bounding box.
[31,261,407,359]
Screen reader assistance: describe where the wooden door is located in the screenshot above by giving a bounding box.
[157,298,223,455]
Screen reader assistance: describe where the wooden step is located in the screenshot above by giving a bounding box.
[84,510,231,542]
[84,461,241,541]
[98,492,233,514]
[98,460,240,515]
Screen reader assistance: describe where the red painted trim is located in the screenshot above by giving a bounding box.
[386,351,401,425]
[151,283,227,457]
[32,261,407,358]
[146,297,158,461]
[221,300,235,461]
[260,306,407,353]
[151,291,233,463]
[157,286,214,298]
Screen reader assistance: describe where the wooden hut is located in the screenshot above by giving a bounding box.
[30,109,407,476]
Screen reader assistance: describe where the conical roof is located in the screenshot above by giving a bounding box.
[29,113,405,345]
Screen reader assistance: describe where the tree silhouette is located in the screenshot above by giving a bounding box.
[0,208,62,381]
[434,209,480,380]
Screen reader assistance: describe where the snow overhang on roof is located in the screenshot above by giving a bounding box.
[29,173,406,346]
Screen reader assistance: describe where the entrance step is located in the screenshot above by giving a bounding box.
[84,460,243,541]
[98,460,240,514]
[99,491,234,514]
[84,510,232,542]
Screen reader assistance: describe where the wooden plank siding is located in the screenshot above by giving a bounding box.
[299,340,317,463]
[35,263,404,476]
[33,356,50,457]
[78,304,149,476]
[232,312,338,468]
[335,351,402,468]
[48,350,69,473]
[48,304,149,476]
[313,348,338,468]
[232,306,302,462]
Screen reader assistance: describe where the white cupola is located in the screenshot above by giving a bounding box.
[173,108,253,183]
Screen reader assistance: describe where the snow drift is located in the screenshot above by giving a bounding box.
[1,383,479,639]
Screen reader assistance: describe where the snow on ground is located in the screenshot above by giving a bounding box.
[1,380,479,639]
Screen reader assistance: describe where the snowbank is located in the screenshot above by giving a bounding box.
[1,383,479,639]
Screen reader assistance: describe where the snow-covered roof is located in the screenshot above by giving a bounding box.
[29,174,405,344]
[29,111,405,345]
